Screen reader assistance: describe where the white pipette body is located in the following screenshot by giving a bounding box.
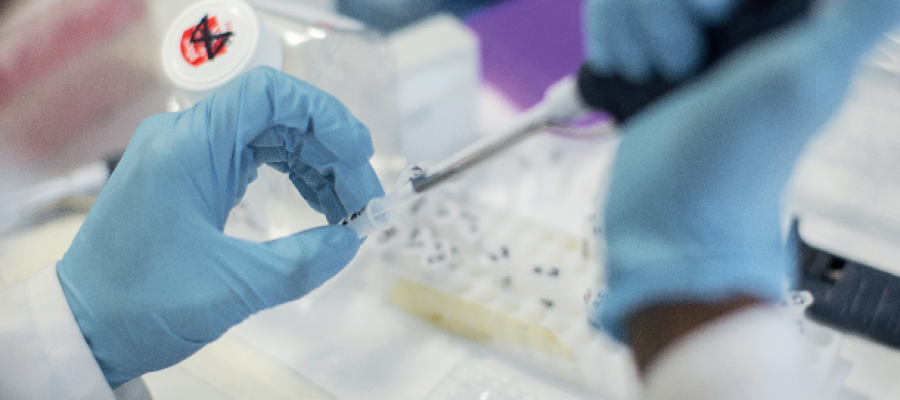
[340,76,595,238]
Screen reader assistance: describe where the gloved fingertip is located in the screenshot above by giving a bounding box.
[269,224,360,256]
[323,224,361,248]
[255,225,362,303]
[312,225,365,257]
[338,224,369,248]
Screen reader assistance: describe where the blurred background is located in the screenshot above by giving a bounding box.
[4,1,900,399]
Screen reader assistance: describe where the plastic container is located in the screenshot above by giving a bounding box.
[161,0,285,103]
[161,0,397,161]
[161,0,398,240]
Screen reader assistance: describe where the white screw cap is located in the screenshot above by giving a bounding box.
[161,0,283,103]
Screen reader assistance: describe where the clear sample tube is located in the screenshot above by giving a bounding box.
[339,179,418,237]
[339,196,391,237]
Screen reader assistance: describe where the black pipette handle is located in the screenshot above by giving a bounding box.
[576,0,813,123]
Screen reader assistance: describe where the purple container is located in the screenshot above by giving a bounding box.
[466,0,587,110]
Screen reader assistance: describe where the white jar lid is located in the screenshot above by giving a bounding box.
[161,0,283,102]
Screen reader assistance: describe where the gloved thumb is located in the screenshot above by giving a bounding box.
[237,225,361,310]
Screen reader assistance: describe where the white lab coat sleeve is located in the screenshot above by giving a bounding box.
[0,262,115,399]
[642,306,815,400]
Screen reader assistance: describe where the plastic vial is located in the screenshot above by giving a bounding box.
[339,196,392,237]
[162,0,395,156]
[161,0,399,239]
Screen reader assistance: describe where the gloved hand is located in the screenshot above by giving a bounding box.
[57,67,384,387]
[584,0,740,83]
[599,0,900,342]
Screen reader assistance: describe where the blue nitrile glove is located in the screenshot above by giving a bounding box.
[584,0,740,83]
[599,0,900,342]
[56,67,384,387]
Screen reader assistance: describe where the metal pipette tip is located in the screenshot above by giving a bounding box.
[411,76,591,194]
[341,76,593,238]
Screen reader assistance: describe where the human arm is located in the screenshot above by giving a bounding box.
[55,67,384,388]
[598,0,900,377]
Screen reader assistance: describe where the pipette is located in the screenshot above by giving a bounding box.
[339,77,591,237]
[340,0,813,237]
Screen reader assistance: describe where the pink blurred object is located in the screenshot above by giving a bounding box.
[0,0,153,167]
[0,0,145,107]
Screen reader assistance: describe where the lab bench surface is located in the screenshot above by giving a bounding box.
[3,211,900,400]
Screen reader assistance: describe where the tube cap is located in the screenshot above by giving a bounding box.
[162,0,283,102]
